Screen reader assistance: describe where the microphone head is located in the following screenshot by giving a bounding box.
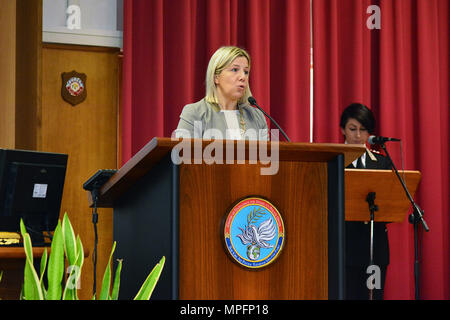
[368,135,401,145]
[248,96,257,105]
[368,135,377,145]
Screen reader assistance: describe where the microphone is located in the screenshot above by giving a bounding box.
[368,135,401,145]
[247,97,291,142]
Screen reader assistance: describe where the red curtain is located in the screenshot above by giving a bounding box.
[313,0,449,299]
[122,0,311,162]
[123,0,449,299]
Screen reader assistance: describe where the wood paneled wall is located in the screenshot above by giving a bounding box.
[0,0,40,149]
[15,0,42,150]
[0,1,120,300]
[0,0,16,148]
[41,44,119,299]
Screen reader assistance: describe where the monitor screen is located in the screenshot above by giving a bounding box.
[0,149,68,242]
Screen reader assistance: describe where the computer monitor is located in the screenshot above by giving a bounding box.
[0,149,68,245]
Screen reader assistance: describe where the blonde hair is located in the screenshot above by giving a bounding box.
[205,46,252,106]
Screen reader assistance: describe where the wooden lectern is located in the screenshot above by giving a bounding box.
[345,169,421,223]
[92,137,366,300]
[344,168,421,299]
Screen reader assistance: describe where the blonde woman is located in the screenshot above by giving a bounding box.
[175,46,268,140]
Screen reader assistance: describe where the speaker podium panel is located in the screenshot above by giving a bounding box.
[92,137,366,300]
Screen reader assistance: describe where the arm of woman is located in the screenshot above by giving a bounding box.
[174,103,203,139]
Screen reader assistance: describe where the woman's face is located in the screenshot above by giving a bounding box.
[215,56,249,105]
[341,118,370,145]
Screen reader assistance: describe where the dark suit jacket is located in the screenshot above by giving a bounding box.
[346,151,392,267]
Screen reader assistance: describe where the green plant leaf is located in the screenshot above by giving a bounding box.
[110,259,123,300]
[39,248,48,282]
[23,262,42,300]
[99,241,117,300]
[75,235,85,275]
[39,248,48,299]
[62,235,85,300]
[134,256,165,300]
[62,263,79,300]
[62,212,77,267]
[20,220,44,300]
[47,221,64,300]
[17,213,164,301]
[62,272,76,300]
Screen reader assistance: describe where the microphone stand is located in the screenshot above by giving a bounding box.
[380,143,429,300]
[248,97,291,142]
[366,192,378,300]
[255,105,291,142]
[90,187,99,298]
[82,169,117,297]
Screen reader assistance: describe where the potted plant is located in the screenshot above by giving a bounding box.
[20,212,164,300]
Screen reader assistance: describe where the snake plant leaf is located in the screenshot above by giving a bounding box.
[39,248,48,299]
[62,236,84,300]
[39,248,48,282]
[47,221,64,300]
[62,271,76,300]
[134,256,165,300]
[62,212,77,267]
[75,235,85,275]
[20,219,44,300]
[62,260,79,299]
[110,259,123,300]
[23,256,43,300]
[99,241,117,300]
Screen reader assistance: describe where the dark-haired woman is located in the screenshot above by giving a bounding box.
[340,103,392,300]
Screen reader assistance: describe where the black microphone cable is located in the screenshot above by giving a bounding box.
[91,190,99,298]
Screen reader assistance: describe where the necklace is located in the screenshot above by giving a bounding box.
[239,108,246,137]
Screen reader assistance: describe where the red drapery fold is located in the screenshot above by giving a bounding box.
[123,0,448,299]
[122,0,311,162]
[313,0,449,299]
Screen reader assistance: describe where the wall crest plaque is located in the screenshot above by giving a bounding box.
[61,71,87,106]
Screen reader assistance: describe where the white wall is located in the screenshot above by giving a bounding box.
[43,0,123,48]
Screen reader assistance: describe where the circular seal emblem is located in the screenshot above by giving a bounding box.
[65,77,84,96]
[223,197,285,269]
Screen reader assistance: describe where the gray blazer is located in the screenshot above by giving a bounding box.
[175,99,269,140]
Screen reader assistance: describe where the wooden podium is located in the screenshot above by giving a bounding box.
[93,137,366,300]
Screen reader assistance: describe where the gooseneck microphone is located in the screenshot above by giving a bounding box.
[368,135,401,145]
[248,96,291,142]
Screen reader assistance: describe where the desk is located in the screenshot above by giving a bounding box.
[0,247,89,300]
[0,247,48,299]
